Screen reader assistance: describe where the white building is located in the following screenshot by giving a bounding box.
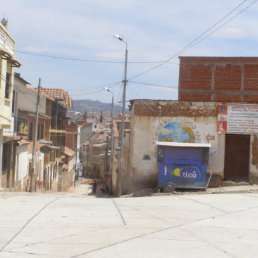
[0,20,21,188]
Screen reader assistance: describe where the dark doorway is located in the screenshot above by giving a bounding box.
[224,134,250,181]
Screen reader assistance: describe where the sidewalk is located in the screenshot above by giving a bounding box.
[207,184,258,194]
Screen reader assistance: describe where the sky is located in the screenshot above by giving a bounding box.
[1,0,258,106]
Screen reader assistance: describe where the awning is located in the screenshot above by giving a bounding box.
[17,140,30,146]
[155,141,211,148]
[0,50,22,67]
[64,146,75,157]
[40,140,52,145]
[0,49,12,59]
[49,146,60,150]
[11,58,22,67]
[28,113,51,119]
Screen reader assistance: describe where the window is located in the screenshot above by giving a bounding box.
[41,123,44,139]
[37,123,44,140]
[12,90,15,114]
[37,124,40,140]
[29,123,33,140]
[2,143,9,172]
[5,73,11,99]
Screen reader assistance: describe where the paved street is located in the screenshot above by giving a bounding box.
[0,185,258,258]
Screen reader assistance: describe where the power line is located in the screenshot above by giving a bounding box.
[129,80,178,90]
[188,0,258,50]
[129,0,255,80]
[66,80,121,92]
[3,72,122,100]
[16,50,179,65]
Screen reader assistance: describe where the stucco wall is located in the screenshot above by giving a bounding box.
[16,144,29,190]
[0,57,14,129]
[128,100,258,191]
[129,115,224,189]
[15,79,46,115]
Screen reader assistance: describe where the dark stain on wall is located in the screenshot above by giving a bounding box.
[252,135,258,168]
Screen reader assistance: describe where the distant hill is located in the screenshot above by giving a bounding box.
[73,99,123,112]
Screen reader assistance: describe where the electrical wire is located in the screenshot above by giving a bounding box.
[1,73,122,107]
[129,80,178,90]
[129,0,256,80]
[16,50,179,65]
[186,0,258,50]
[67,80,121,94]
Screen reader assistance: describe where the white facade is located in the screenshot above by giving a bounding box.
[15,80,46,114]
[0,22,17,188]
[15,143,29,190]
[127,100,258,192]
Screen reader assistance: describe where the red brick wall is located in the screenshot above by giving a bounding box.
[179,57,258,102]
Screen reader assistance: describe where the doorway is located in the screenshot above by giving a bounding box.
[224,134,250,181]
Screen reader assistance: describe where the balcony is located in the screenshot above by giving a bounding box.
[0,23,15,57]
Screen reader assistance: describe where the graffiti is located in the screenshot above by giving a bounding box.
[158,122,196,143]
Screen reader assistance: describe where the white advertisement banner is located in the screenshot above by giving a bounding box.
[218,104,258,133]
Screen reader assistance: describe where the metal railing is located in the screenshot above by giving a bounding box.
[0,24,15,56]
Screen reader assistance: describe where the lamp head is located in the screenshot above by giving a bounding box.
[114,34,123,41]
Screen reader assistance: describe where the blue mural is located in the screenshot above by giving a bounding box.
[158,122,195,143]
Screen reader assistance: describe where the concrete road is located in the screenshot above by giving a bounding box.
[0,185,258,258]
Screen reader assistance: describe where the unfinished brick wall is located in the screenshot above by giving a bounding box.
[179,57,258,102]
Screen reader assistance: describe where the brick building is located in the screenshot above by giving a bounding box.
[179,57,258,102]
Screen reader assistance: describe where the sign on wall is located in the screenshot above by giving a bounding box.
[17,118,28,135]
[218,104,258,133]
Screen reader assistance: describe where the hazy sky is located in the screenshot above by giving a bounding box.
[2,0,258,105]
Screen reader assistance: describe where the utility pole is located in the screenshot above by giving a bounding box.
[104,87,114,194]
[109,94,114,194]
[30,78,41,192]
[118,41,128,197]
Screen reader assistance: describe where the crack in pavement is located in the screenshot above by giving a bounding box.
[0,197,59,252]
[5,225,122,252]
[181,196,228,213]
[70,212,228,257]
[70,198,258,258]
[2,250,66,257]
[181,194,258,215]
[111,199,127,226]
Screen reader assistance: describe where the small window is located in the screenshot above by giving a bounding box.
[2,144,9,172]
[29,123,33,140]
[5,73,11,99]
[12,90,16,114]
[37,124,40,140]
[41,124,44,139]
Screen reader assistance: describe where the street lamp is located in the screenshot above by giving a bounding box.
[114,34,128,197]
[104,87,114,194]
